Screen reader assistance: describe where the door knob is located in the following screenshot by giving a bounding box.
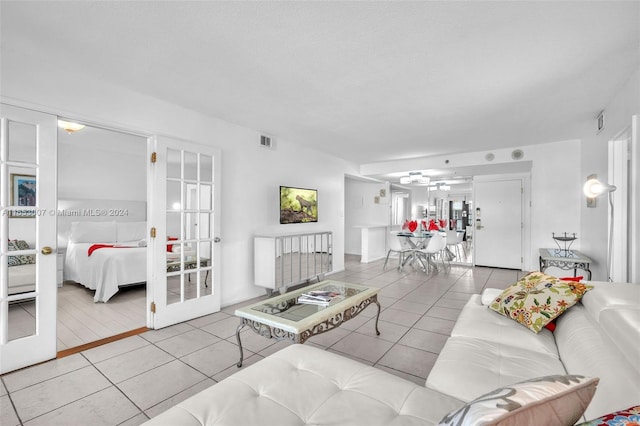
[214,237,221,243]
[41,246,53,255]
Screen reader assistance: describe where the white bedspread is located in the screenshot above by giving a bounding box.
[65,242,147,302]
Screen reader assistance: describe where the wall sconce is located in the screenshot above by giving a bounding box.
[584,175,616,207]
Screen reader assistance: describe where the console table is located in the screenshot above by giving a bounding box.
[254,231,332,294]
[539,248,592,280]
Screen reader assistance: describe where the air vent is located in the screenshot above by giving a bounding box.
[259,135,273,149]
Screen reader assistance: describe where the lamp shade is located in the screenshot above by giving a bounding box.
[583,178,616,198]
[57,120,85,133]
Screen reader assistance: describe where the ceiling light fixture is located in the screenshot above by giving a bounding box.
[438,184,451,191]
[57,119,85,134]
[399,172,430,185]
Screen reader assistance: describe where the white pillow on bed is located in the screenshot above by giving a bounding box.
[70,221,117,243]
[116,221,147,243]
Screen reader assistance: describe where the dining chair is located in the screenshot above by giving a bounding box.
[445,229,466,260]
[416,232,448,273]
[383,233,413,270]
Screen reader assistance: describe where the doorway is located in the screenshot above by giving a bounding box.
[56,123,148,350]
[447,195,473,265]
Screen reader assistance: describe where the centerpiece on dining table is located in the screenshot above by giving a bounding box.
[401,219,439,235]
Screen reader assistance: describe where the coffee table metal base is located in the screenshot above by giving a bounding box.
[235,295,381,367]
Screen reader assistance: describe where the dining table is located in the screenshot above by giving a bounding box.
[396,232,434,271]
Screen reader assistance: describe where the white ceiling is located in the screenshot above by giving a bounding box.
[1,1,638,166]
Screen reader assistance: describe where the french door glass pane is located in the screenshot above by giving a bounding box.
[8,121,36,164]
[198,213,212,239]
[200,184,212,210]
[184,151,197,181]
[200,155,213,182]
[167,149,181,179]
[8,299,36,341]
[166,180,181,210]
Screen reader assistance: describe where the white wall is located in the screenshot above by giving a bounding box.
[58,127,147,201]
[580,69,640,282]
[344,177,389,255]
[1,56,359,307]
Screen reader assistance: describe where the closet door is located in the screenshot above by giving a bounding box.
[0,104,57,373]
[148,136,221,328]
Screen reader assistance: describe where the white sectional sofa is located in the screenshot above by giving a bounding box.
[145,281,639,425]
[426,281,640,421]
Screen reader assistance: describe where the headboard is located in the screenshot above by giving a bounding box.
[57,199,147,248]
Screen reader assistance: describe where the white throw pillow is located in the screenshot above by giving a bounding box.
[481,288,503,306]
[69,221,117,243]
[437,375,598,426]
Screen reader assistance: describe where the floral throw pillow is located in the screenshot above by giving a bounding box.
[438,375,599,426]
[577,405,640,426]
[489,272,592,333]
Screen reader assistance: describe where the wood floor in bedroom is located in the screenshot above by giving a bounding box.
[2,255,526,426]
[7,281,147,351]
[56,282,147,351]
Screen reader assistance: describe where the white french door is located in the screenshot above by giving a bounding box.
[148,136,221,329]
[474,178,523,269]
[0,104,57,373]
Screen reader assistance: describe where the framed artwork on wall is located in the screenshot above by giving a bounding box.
[10,173,36,218]
[280,186,318,224]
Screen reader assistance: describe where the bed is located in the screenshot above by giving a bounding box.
[64,221,147,303]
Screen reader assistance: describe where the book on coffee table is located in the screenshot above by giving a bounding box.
[297,290,343,306]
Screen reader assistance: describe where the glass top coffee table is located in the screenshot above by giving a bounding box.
[234,280,381,367]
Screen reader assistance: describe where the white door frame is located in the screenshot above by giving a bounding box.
[608,124,632,282]
[148,136,222,329]
[631,115,639,284]
[0,104,58,374]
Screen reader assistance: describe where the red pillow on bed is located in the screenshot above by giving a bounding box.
[167,237,178,252]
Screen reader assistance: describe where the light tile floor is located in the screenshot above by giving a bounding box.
[1,255,525,426]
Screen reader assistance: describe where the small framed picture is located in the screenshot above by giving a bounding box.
[10,174,36,218]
